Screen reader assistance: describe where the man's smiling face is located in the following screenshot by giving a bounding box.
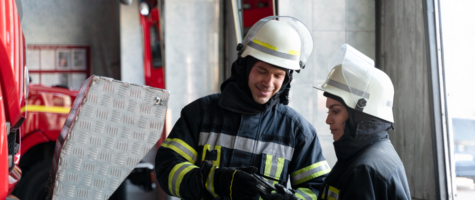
[248,61,286,104]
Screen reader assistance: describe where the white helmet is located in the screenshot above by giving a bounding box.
[314,43,395,123]
[240,16,313,71]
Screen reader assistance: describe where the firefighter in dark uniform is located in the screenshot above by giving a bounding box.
[315,44,411,200]
[155,16,330,200]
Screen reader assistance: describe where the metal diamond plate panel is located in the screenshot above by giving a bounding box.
[50,76,169,200]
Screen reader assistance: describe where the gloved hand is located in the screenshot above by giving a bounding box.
[261,184,299,200]
[214,166,259,200]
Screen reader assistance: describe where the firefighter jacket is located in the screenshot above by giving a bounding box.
[319,115,411,200]
[155,93,330,200]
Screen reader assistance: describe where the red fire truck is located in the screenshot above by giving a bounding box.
[0,0,28,199]
[12,85,77,199]
[7,1,167,199]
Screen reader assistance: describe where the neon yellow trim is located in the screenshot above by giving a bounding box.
[293,168,331,186]
[230,170,237,200]
[328,186,340,200]
[295,193,305,200]
[288,50,300,55]
[274,157,285,180]
[202,145,221,167]
[291,161,327,176]
[291,161,330,186]
[328,186,339,194]
[210,168,217,197]
[205,165,218,197]
[297,188,317,200]
[202,145,221,197]
[253,39,277,50]
[176,164,198,198]
[162,138,198,164]
[168,162,185,196]
[213,145,221,167]
[202,144,211,161]
[168,162,198,197]
[328,186,339,200]
[21,105,70,113]
[264,154,273,177]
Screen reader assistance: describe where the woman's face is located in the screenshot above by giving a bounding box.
[326,97,349,141]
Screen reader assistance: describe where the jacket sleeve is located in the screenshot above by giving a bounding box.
[154,102,204,200]
[338,165,411,200]
[289,127,330,200]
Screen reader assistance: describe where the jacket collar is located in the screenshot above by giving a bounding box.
[219,81,280,115]
[333,119,390,161]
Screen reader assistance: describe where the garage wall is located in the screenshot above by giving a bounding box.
[278,0,375,167]
[120,0,144,85]
[164,0,222,129]
[378,0,436,199]
[21,0,121,79]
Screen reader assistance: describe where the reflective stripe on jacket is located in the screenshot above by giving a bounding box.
[155,94,329,199]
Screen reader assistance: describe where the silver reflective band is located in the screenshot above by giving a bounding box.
[206,166,218,197]
[328,189,339,200]
[162,139,198,163]
[290,162,330,183]
[268,156,280,179]
[326,79,370,99]
[171,163,192,196]
[267,178,275,186]
[296,189,314,200]
[199,132,294,161]
[248,41,299,61]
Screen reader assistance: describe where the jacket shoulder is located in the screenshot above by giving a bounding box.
[274,104,317,139]
[352,140,404,179]
[183,93,220,109]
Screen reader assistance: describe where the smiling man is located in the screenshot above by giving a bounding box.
[248,61,286,104]
[155,16,329,200]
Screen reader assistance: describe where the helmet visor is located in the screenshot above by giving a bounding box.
[242,16,313,69]
[327,43,375,107]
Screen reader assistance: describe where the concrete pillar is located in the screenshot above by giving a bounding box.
[378,0,436,199]
[278,0,375,167]
[164,0,221,127]
[120,0,145,85]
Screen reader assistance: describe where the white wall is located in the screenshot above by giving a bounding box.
[165,0,221,127]
[279,0,375,167]
[21,0,121,79]
[120,0,145,85]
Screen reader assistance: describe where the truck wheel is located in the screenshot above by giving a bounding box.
[13,159,52,200]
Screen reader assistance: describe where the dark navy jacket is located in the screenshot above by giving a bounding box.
[319,121,411,200]
[155,93,329,200]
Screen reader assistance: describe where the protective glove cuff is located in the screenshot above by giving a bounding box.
[214,167,259,200]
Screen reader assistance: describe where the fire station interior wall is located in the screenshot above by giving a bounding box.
[164,0,222,128]
[378,0,436,199]
[278,0,376,168]
[120,0,145,85]
[21,0,121,80]
[223,0,240,80]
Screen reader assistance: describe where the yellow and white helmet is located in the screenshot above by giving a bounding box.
[314,43,395,123]
[240,16,313,71]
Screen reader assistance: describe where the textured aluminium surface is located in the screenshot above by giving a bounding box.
[51,76,169,200]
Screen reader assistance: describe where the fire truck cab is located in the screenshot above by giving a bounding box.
[0,0,28,199]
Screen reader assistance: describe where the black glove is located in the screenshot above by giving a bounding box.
[214,166,259,200]
[261,184,299,200]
